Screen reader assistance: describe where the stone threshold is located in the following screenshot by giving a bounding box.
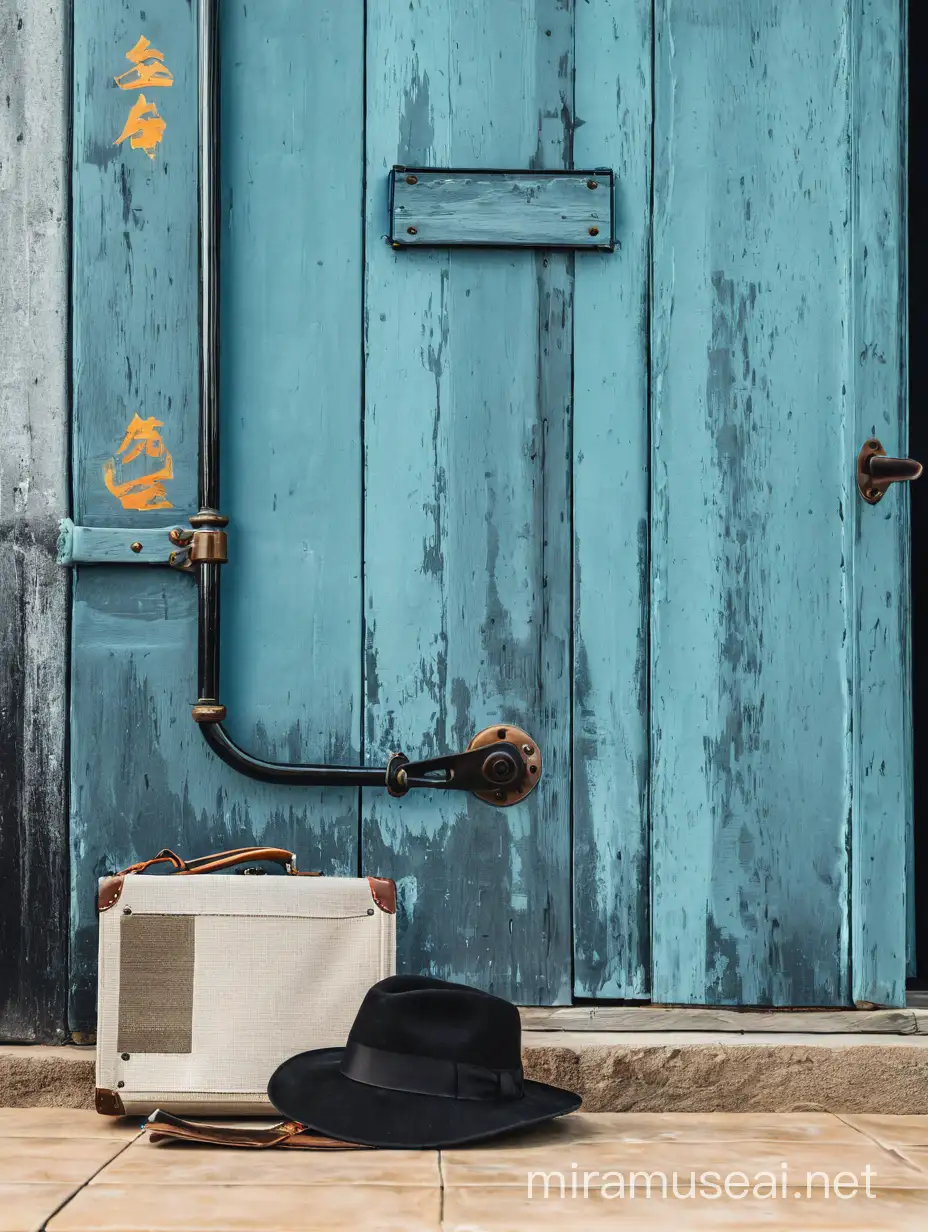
[521,1004,928,1033]
[6,1027,928,1115]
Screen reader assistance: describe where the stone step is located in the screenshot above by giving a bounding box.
[5,1032,928,1114]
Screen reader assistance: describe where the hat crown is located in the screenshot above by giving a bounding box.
[347,975,522,1071]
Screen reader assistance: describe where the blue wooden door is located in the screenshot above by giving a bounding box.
[67,0,910,1029]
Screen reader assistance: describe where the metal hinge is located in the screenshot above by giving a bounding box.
[167,510,228,570]
[57,519,195,566]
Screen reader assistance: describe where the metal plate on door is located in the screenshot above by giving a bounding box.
[388,167,615,250]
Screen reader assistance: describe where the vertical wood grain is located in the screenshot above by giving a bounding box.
[362,0,574,1003]
[571,0,652,999]
[72,0,198,526]
[68,0,363,1031]
[67,572,360,1029]
[650,0,854,1005]
[218,0,363,804]
[0,0,70,1041]
[850,0,910,1005]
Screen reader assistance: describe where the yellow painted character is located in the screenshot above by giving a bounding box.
[114,95,166,160]
[115,36,174,90]
[103,414,174,511]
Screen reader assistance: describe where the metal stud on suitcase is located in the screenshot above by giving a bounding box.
[95,847,396,1116]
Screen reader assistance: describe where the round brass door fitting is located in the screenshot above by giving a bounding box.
[467,724,542,807]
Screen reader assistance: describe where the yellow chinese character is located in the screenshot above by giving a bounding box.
[103,414,174,511]
[114,95,166,160]
[115,36,174,90]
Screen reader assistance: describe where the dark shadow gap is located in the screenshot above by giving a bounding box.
[909,2,928,986]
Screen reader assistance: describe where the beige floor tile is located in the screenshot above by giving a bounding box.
[0,1184,81,1232]
[479,1112,865,1148]
[441,1139,926,1190]
[0,1110,140,1140]
[0,1138,131,1185]
[841,1115,928,1150]
[91,1138,440,1187]
[891,1148,928,1178]
[48,1183,440,1230]
[442,1186,928,1230]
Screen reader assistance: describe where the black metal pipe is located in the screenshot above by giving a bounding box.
[200,723,387,787]
[194,0,388,787]
[198,0,221,514]
[197,562,221,702]
[191,0,532,800]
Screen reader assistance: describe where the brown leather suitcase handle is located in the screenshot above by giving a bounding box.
[119,846,305,876]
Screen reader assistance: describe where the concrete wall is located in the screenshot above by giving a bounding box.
[0,0,70,1041]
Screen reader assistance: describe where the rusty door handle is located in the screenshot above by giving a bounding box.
[857,438,924,504]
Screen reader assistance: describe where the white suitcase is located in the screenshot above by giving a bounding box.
[95,847,396,1116]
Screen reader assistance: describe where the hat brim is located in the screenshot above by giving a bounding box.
[268,1047,581,1149]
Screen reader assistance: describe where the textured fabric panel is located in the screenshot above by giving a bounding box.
[96,907,120,1088]
[120,1095,275,1116]
[117,914,194,1053]
[122,914,385,1093]
[119,875,378,918]
[96,874,395,1107]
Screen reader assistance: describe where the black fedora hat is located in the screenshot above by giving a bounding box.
[267,975,581,1149]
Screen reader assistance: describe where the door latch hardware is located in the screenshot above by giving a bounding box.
[168,515,228,571]
[57,521,194,566]
[384,726,541,805]
[857,438,923,504]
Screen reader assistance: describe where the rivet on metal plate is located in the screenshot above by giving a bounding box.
[130,541,143,553]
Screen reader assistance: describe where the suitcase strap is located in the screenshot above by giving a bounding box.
[145,1109,366,1150]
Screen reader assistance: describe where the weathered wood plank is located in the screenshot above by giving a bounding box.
[217,0,364,780]
[389,170,615,249]
[0,0,70,1041]
[67,572,360,1030]
[849,0,910,1006]
[571,0,652,999]
[362,0,574,1003]
[68,0,365,1031]
[520,1006,921,1035]
[650,0,854,1005]
[58,520,190,565]
[72,0,198,527]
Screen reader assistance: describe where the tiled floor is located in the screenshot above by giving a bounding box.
[4,1108,928,1230]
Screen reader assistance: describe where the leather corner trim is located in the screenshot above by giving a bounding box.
[95,1087,126,1116]
[366,876,396,914]
[98,875,125,912]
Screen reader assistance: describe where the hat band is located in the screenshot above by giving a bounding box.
[340,1041,525,1103]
